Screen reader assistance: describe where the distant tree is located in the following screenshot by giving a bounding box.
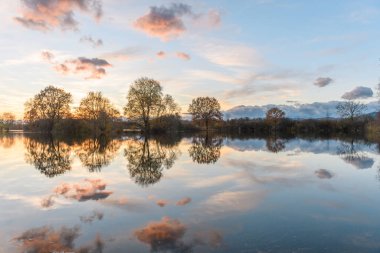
[266,107,285,131]
[124,78,163,132]
[0,112,15,131]
[188,97,222,131]
[336,100,366,121]
[76,91,120,132]
[24,86,72,132]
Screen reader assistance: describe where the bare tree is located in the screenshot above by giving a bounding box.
[188,97,222,131]
[336,100,366,121]
[24,86,72,132]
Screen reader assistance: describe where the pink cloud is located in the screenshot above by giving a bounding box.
[14,0,102,31]
[134,3,193,41]
[176,197,191,206]
[176,52,191,60]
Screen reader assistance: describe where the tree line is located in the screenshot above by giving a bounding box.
[0,77,379,138]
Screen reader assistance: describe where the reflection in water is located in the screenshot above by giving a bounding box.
[41,179,113,208]
[337,140,375,169]
[124,137,180,187]
[75,136,121,172]
[266,138,286,153]
[134,217,223,252]
[134,217,191,252]
[0,135,15,148]
[24,136,72,178]
[14,225,104,253]
[188,135,222,164]
[315,169,334,179]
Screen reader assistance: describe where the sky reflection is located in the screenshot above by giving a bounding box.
[0,134,379,252]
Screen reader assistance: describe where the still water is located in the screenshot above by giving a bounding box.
[0,133,380,253]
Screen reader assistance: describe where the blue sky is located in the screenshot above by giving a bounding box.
[0,0,379,118]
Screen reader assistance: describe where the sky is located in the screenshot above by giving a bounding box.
[0,0,379,118]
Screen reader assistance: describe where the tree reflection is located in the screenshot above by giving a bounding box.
[266,138,286,153]
[0,135,15,148]
[24,136,72,177]
[188,134,222,164]
[337,140,374,169]
[75,136,121,172]
[124,136,180,187]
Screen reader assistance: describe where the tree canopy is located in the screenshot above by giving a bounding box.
[124,77,179,132]
[76,91,120,132]
[24,85,72,132]
[188,97,222,131]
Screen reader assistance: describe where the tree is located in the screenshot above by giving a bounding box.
[76,91,120,132]
[0,112,15,131]
[124,78,179,133]
[24,136,72,177]
[188,135,222,164]
[24,86,72,132]
[266,107,285,131]
[124,78,163,132]
[188,97,222,131]
[75,137,121,172]
[157,94,181,118]
[336,100,366,121]
[124,137,180,186]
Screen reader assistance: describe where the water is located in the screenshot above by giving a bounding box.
[0,133,380,253]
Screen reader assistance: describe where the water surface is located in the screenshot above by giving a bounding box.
[0,134,380,253]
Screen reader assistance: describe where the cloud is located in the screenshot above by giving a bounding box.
[41,195,55,208]
[342,86,373,100]
[176,52,191,60]
[314,169,334,179]
[207,10,221,27]
[157,51,166,58]
[176,197,191,206]
[80,36,103,47]
[41,51,54,62]
[14,0,102,31]
[196,41,264,67]
[54,179,113,201]
[80,210,104,224]
[42,51,112,79]
[102,47,143,61]
[134,3,193,41]
[14,225,81,253]
[134,217,189,252]
[156,199,168,207]
[200,191,266,216]
[14,226,104,253]
[314,77,333,87]
[42,179,112,208]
